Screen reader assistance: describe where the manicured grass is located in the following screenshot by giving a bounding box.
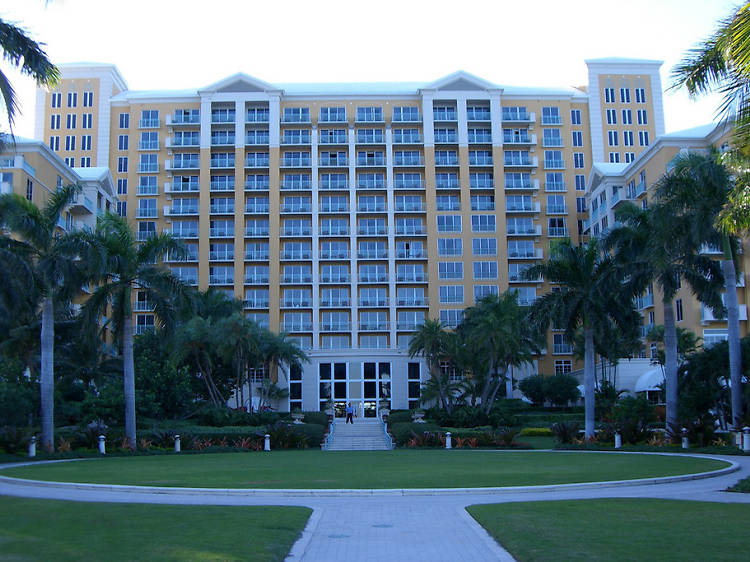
[468,499,750,561]
[518,435,557,449]
[0,496,310,562]
[728,474,750,492]
[1,450,728,489]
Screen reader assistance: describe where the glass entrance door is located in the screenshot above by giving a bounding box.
[319,361,391,418]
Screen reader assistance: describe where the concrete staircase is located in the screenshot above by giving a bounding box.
[325,419,392,451]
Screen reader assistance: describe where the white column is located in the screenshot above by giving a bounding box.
[348,126,358,349]
[421,92,435,147]
[199,98,212,149]
[489,91,503,147]
[311,126,320,349]
[456,95,468,147]
[268,95,281,148]
[385,126,397,348]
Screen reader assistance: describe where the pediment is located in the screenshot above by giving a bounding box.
[200,73,279,94]
[424,71,500,92]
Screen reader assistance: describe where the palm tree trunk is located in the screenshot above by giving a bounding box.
[122,315,136,450]
[663,299,679,437]
[721,257,743,429]
[584,326,595,439]
[40,296,54,452]
[505,365,513,399]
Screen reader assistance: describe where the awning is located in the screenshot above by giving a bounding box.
[635,369,665,393]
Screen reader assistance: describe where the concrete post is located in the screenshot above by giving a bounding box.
[174,434,181,453]
[28,436,36,458]
[98,435,106,455]
[614,433,622,449]
[681,428,689,450]
[736,431,743,447]
[264,434,271,451]
[445,432,452,449]
[743,427,750,453]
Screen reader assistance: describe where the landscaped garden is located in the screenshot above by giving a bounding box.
[0,450,729,489]
[468,498,750,561]
[0,496,310,562]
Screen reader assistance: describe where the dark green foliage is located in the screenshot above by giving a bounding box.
[595,380,627,421]
[389,422,442,445]
[0,426,32,454]
[0,358,37,426]
[544,374,581,407]
[518,375,545,405]
[728,476,750,493]
[612,395,656,444]
[551,421,580,444]
[301,411,329,426]
[260,421,311,449]
[384,410,412,423]
[192,404,282,427]
[426,400,527,429]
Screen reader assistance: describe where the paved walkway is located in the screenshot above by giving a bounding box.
[2,452,750,562]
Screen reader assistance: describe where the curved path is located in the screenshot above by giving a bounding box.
[2,452,750,562]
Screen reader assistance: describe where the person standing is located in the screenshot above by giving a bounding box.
[345,402,354,424]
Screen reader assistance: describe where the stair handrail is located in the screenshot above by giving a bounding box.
[322,416,336,450]
[381,416,394,449]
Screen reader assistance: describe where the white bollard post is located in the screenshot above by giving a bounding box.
[736,431,743,447]
[614,433,622,449]
[264,434,271,451]
[28,436,36,458]
[681,428,689,450]
[446,432,452,449]
[743,427,750,453]
[174,434,181,453]
[98,435,106,455]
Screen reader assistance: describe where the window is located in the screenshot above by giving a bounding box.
[606,109,617,125]
[541,106,561,125]
[548,217,567,236]
[625,152,636,163]
[570,109,582,125]
[573,153,585,169]
[622,109,632,125]
[49,136,59,151]
[543,129,563,147]
[472,238,497,256]
[438,262,463,280]
[65,135,76,151]
[82,114,92,129]
[554,360,572,375]
[117,156,128,173]
[393,106,420,122]
[140,131,158,150]
[438,238,462,256]
[635,88,647,103]
[470,194,494,210]
[356,106,383,122]
[608,131,619,146]
[471,215,496,232]
[638,131,650,146]
[83,91,94,107]
[119,113,130,129]
[439,309,463,328]
[547,194,566,214]
[676,299,683,322]
[79,157,91,167]
[637,109,648,125]
[81,135,92,151]
[576,197,587,212]
[25,179,33,201]
[67,92,77,107]
[50,114,60,129]
[544,150,564,168]
[572,131,583,147]
[473,285,498,301]
[319,106,346,122]
[66,114,76,129]
[117,178,128,195]
[439,285,464,304]
[116,201,127,217]
[437,215,461,232]
[545,172,565,191]
[623,130,634,146]
[51,92,61,108]
[436,195,460,211]
[704,329,728,348]
[604,87,615,103]
[620,87,631,103]
[64,157,74,167]
[140,109,159,127]
[473,261,498,279]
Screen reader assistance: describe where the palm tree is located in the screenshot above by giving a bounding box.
[0,18,59,136]
[215,312,263,412]
[258,330,308,387]
[0,187,84,451]
[524,239,640,439]
[408,318,454,414]
[79,213,190,449]
[458,291,544,414]
[606,202,724,435]
[654,152,745,428]
[672,2,750,149]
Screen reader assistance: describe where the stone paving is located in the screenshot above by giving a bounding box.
[2,452,750,562]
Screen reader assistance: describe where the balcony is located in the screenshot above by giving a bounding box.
[245,227,270,237]
[280,321,313,332]
[546,204,567,215]
[359,273,388,283]
[281,157,312,168]
[395,249,427,259]
[640,323,656,338]
[139,118,160,128]
[434,132,458,144]
[245,203,270,214]
[541,115,563,125]
[506,201,541,213]
[545,181,566,192]
[433,109,457,122]
[281,299,312,308]
[701,304,748,323]
[320,321,351,332]
[468,132,493,144]
[320,226,349,236]
[211,135,235,146]
[244,179,269,191]
[168,113,200,126]
[282,273,313,284]
[136,208,158,219]
[393,112,421,122]
[508,248,544,259]
[165,205,199,217]
[355,113,384,123]
[395,225,426,235]
[356,132,385,144]
[320,250,349,259]
[136,231,156,242]
[435,155,459,167]
[319,155,348,167]
[246,109,270,123]
[393,155,424,166]
[210,203,235,214]
[319,132,348,144]
[245,275,270,284]
[281,179,312,191]
[320,178,349,190]
[244,299,269,309]
[503,132,536,145]
[169,228,199,239]
[436,178,460,189]
[357,155,385,167]
[548,226,570,237]
[282,204,312,213]
[507,225,542,236]
[501,110,535,123]
[281,113,311,124]
[397,321,423,331]
[281,226,312,237]
[553,343,573,354]
[357,203,386,213]
[394,179,425,190]
[470,180,494,190]
[509,272,542,283]
[395,202,426,212]
[321,298,350,307]
[281,250,312,260]
[175,276,198,286]
[138,140,159,150]
[165,181,199,194]
[245,250,269,260]
[68,194,95,215]
[133,301,154,312]
[358,322,389,332]
[320,203,349,213]
[505,178,540,191]
[504,156,538,168]
[320,274,350,283]
[396,297,428,307]
[209,275,234,285]
[211,111,236,124]
[281,134,311,146]
[469,154,493,166]
[137,184,159,196]
[209,251,235,261]
[357,225,387,236]
[357,179,385,190]
[636,294,654,309]
[209,227,234,238]
[245,155,270,168]
[210,157,236,169]
[359,298,388,307]
[393,133,422,144]
[246,133,270,146]
[138,162,159,173]
[135,325,155,335]
[544,159,565,170]
[396,273,427,282]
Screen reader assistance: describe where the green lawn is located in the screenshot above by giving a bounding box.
[1,450,728,489]
[0,496,310,562]
[468,499,750,561]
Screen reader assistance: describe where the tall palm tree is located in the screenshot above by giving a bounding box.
[258,330,308,385]
[458,291,544,414]
[79,213,189,449]
[606,202,724,435]
[408,318,454,414]
[0,187,84,451]
[655,152,745,428]
[0,18,59,137]
[216,312,263,411]
[672,2,750,149]
[525,239,640,439]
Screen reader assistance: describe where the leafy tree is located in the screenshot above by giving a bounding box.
[408,319,454,413]
[79,213,190,449]
[606,202,724,436]
[525,239,640,439]
[646,325,701,370]
[544,374,581,408]
[215,313,262,411]
[518,374,545,406]
[0,18,59,135]
[458,291,544,414]
[0,187,86,451]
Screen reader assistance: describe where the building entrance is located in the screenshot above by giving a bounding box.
[319,361,391,418]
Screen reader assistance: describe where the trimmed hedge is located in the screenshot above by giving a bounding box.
[302,412,329,426]
[520,427,553,437]
[386,410,414,424]
[389,422,441,445]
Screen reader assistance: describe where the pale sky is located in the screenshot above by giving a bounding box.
[0,0,740,138]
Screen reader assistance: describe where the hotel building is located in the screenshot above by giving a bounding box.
[32,58,667,414]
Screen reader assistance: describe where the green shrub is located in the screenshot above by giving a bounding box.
[389,422,441,445]
[551,421,580,444]
[289,423,325,445]
[519,375,546,405]
[386,410,413,424]
[192,404,282,427]
[520,427,553,437]
[0,426,33,454]
[613,395,655,444]
[302,412,329,426]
